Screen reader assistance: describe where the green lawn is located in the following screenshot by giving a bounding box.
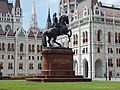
[0,80,120,90]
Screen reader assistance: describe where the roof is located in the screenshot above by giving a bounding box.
[7,29,14,36]
[37,31,42,38]
[0,0,10,13]
[77,0,120,18]
[15,0,21,9]
[0,25,5,35]
[100,4,120,18]
[28,30,34,37]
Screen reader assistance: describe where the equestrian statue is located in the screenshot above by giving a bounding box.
[42,13,72,47]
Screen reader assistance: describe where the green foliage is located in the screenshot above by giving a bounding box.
[0,80,120,90]
[11,76,33,79]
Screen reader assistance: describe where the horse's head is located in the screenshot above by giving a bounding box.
[59,15,69,24]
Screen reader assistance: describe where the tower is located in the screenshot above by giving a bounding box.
[12,0,22,32]
[29,0,38,30]
[46,8,52,30]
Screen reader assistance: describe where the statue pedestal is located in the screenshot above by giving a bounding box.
[26,47,91,82]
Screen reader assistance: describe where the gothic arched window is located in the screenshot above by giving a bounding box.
[8,43,10,51]
[118,33,120,43]
[8,63,13,69]
[38,63,42,69]
[115,32,118,43]
[29,63,33,69]
[0,62,3,69]
[29,44,31,52]
[85,31,88,42]
[2,43,5,51]
[11,43,14,51]
[83,32,85,43]
[97,30,102,41]
[108,32,111,43]
[20,43,23,52]
[32,45,35,52]
[19,63,23,69]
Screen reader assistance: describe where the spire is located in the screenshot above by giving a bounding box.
[30,0,38,30]
[47,8,51,22]
[14,0,21,9]
[46,8,52,30]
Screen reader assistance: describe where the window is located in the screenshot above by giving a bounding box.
[108,59,113,67]
[32,45,35,52]
[2,55,4,59]
[41,56,42,60]
[108,32,111,43]
[119,33,120,43]
[97,30,102,41]
[0,43,1,50]
[8,63,13,69]
[38,63,42,69]
[32,56,34,60]
[8,43,10,51]
[0,62,3,69]
[29,63,33,69]
[28,44,31,52]
[116,48,118,54]
[2,43,5,51]
[37,45,40,52]
[11,55,14,59]
[116,59,120,67]
[11,43,14,51]
[85,31,88,42]
[83,32,85,43]
[115,32,118,43]
[73,35,75,45]
[97,47,100,53]
[8,55,10,59]
[29,56,31,60]
[20,56,22,60]
[86,48,88,53]
[20,43,23,52]
[19,63,23,69]
[37,56,39,60]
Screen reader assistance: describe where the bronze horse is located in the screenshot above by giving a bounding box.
[42,15,72,47]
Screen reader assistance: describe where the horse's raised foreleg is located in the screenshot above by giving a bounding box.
[48,37,52,47]
[53,37,62,47]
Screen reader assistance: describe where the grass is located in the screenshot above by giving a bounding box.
[0,80,120,90]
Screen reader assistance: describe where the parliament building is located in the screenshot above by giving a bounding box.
[0,0,43,76]
[58,0,120,78]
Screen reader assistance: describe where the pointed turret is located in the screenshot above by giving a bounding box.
[29,0,38,30]
[46,8,52,30]
[14,0,21,9]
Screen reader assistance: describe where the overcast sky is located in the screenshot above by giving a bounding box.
[9,0,120,31]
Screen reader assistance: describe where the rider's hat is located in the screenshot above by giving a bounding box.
[53,13,57,17]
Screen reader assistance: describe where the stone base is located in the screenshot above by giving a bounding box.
[26,75,92,82]
[26,47,92,82]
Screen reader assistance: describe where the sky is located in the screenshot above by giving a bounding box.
[8,0,120,31]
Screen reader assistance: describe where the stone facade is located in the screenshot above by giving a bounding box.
[0,0,43,76]
[58,0,120,78]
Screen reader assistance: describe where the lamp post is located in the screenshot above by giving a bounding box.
[105,59,107,81]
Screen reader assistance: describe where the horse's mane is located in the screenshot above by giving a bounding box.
[59,15,66,23]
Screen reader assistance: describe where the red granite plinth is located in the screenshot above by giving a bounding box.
[26,47,92,82]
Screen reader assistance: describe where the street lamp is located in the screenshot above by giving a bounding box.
[105,59,107,81]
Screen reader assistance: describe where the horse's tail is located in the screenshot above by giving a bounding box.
[42,31,47,47]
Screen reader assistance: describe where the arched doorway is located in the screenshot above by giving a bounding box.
[83,60,88,77]
[95,60,103,77]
